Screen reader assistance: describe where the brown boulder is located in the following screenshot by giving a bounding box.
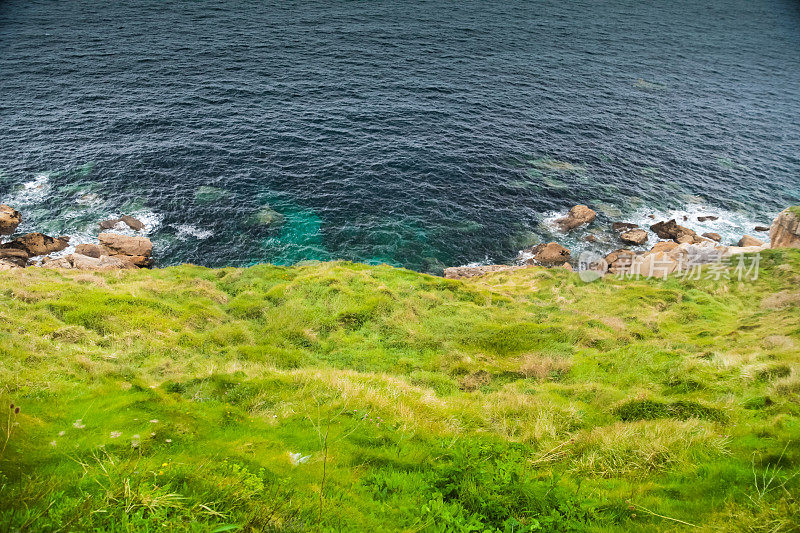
[738,235,764,247]
[2,233,69,256]
[650,219,698,243]
[99,233,153,258]
[120,215,145,231]
[0,205,22,235]
[99,219,121,230]
[649,241,679,254]
[697,215,718,222]
[620,228,648,245]
[525,242,571,264]
[100,216,146,231]
[769,208,800,249]
[754,226,770,232]
[114,255,154,268]
[612,222,639,233]
[75,243,105,258]
[605,249,637,275]
[554,205,596,231]
[702,232,722,242]
[633,252,678,279]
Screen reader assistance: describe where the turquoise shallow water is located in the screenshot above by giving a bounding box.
[1,0,799,271]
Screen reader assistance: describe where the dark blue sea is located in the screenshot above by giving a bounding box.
[2,0,799,272]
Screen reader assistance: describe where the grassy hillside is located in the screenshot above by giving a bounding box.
[1,250,799,532]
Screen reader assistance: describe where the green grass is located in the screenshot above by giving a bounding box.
[1,250,799,531]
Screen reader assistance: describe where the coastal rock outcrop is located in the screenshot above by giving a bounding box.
[41,253,133,271]
[650,219,702,244]
[769,207,800,249]
[620,228,648,245]
[0,205,22,235]
[2,233,69,256]
[98,232,154,267]
[0,259,20,271]
[738,235,764,247]
[0,248,30,268]
[555,205,596,231]
[702,232,722,242]
[524,242,571,264]
[0,207,157,272]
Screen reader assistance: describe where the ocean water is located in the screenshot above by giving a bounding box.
[1,0,799,272]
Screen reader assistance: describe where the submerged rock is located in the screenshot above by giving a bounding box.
[194,186,228,203]
[769,207,800,249]
[2,233,69,256]
[697,215,719,222]
[554,205,596,231]
[0,205,22,235]
[253,205,285,226]
[754,226,770,232]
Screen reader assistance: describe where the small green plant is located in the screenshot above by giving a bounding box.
[1,403,20,460]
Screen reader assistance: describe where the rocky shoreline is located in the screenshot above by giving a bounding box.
[0,205,154,271]
[445,205,800,279]
[3,202,799,277]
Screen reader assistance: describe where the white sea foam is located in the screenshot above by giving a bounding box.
[173,224,213,240]
[2,174,51,206]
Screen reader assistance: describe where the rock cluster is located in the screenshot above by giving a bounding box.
[0,207,153,271]
[649,219,706,244]
[443,204,800,280]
